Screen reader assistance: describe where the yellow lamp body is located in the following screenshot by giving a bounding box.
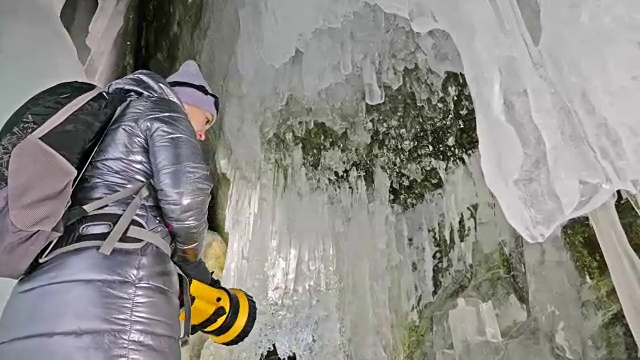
[180,279,256,346]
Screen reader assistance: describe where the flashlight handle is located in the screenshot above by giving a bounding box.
[179,270,222,308]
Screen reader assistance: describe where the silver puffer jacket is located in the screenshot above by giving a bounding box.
[0,71,213,360]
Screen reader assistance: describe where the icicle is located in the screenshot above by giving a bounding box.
[589,198,640,349]
[621,190,640,217]
[84,0,131,85]
[362,55,384,105]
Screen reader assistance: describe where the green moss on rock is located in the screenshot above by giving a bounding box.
[562,194,640,358]
[402,211,534,359]
[431,213,456,297]
[373,69,477,210]
[562,196,640,310]
[403,308,433,360]
[265,68,478,210]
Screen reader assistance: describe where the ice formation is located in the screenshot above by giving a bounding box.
[589,200,640,347]
[82,0,130,86]
[61,0,130,86]
[230,0,640,244]
[388,0,640,245]
[200,0,640,358]
[205,151,502,359]
[0,0,87,127]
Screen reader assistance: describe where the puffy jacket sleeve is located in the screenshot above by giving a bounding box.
[143,98,213,263]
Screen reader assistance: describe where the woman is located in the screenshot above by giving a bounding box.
[0,60,218,359]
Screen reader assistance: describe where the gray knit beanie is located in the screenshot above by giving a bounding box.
[166,60,219,122]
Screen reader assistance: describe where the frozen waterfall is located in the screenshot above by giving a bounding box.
[222,0,640,247]
[201,0,640,358]
[2,0,640,359]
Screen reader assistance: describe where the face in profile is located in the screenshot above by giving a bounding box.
[184,103,215,141]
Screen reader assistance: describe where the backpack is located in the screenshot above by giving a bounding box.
[0,81,194,343]
[0,81,171,279]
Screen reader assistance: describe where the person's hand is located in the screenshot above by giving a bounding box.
[178,267,222,309]
[177,258,212,284]
[208,274,221,288]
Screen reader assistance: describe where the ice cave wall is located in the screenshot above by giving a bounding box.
[131,1,640,359]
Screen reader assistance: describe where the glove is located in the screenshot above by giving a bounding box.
[176,258,212,285]
[178,263,221,308]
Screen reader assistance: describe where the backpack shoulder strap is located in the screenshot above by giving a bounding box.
[72,96,130,191]
[98,182,151,255]
[30,87,103,140]
[64,180,144,225]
